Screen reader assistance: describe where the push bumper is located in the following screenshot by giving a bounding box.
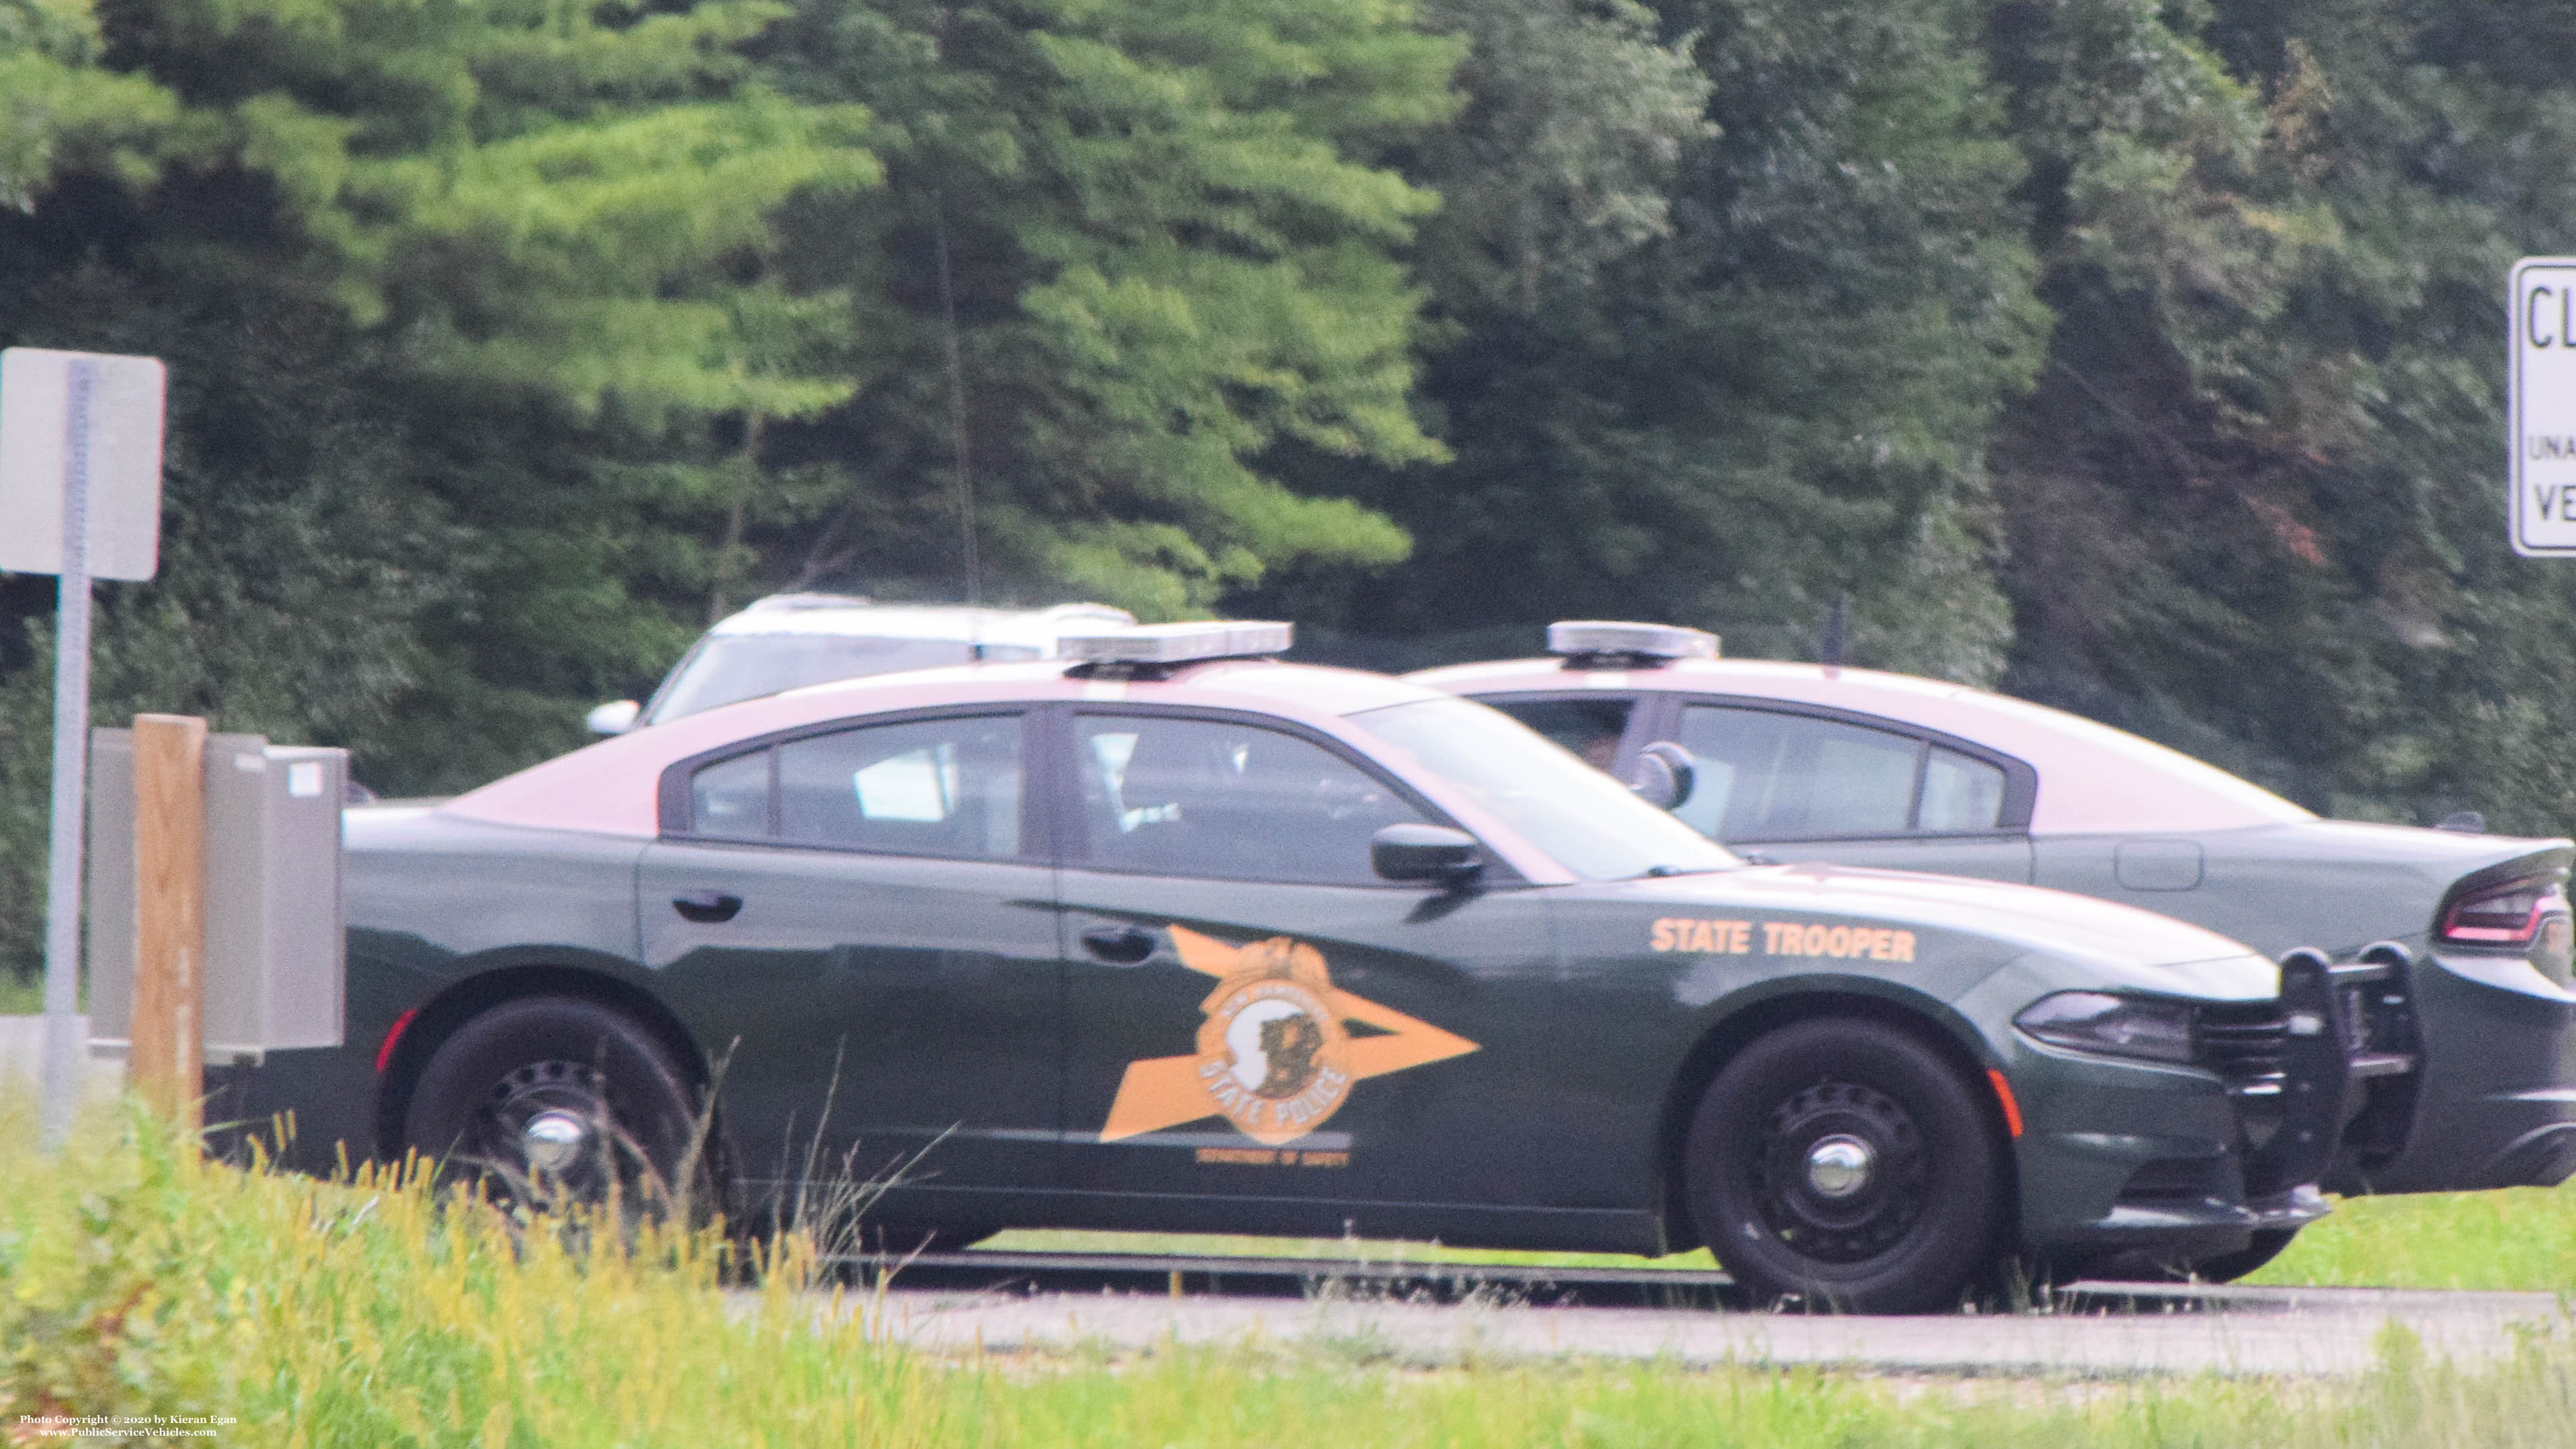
[2363,951,2576,1192]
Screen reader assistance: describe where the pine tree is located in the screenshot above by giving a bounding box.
[758,0,1463,616]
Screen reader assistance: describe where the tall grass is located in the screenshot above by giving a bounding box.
[5,1091,2576,1446]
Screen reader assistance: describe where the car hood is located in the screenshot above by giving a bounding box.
[1591,861,2278,999]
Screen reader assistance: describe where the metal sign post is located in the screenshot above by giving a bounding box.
[0,348,167,1143]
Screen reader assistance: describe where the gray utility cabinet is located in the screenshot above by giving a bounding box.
[87,729,347,1060]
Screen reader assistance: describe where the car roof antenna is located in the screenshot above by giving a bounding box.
[1819,592,1849,669]
[934,195,981,616]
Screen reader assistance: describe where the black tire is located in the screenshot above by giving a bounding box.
[401,995,710,1218]
[2086,1228,2299,1285]
[1684,1018,2006,1314]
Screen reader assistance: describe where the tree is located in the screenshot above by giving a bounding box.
[757,0,1465,618]
[1983,0,2576,832]
[1252,0,2046,686]
[0,0,888,974]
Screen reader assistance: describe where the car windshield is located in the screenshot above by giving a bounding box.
[646,634,1040,723]
[1351,697,1742,881]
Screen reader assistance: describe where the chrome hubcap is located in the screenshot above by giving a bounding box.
[520,1111,589,1174]
[1804,1135,1875,1198]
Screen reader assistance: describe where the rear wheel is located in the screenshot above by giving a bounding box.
[1684,1019,2006,1313]
[401,995,710,1218]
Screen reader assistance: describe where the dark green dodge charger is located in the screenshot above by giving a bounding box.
[225,624,2346,1312]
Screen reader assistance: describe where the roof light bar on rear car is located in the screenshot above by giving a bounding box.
[1062,620,1293,674]
[1547,620,1720,668]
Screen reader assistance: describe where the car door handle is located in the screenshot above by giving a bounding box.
[1080,925,1155,965]
[672,892,743,924]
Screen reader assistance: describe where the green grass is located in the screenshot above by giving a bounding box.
[2252,1181,2576,1291]
[6,1094,2576,1446]
[0,972,45,1015]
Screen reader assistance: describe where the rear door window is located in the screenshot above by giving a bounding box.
[1670,708,2016,841]
[1672,707,1922,840]
[684,713,1027,859]
[1918,746,2008,833]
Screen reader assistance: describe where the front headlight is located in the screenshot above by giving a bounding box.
[2014,991,2196,1064]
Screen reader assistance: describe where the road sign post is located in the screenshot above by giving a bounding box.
[0,348,167,1143]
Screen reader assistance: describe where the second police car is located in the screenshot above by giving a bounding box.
[235,624,2346,1312]
[1416,621,2576,1252]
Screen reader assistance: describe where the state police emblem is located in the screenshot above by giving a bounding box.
[1097,925,1481,1147]
[1191,937,1354,1145]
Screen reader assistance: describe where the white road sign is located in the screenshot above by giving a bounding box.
[0,346,167,1146]
[2511,258,2576,556]
[0,348,167,580]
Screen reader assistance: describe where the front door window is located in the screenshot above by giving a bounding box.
[1071,714,1427,884]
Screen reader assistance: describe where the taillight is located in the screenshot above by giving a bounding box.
[2437,875,2570,949]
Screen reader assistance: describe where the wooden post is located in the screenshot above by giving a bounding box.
[131,713,205,1127]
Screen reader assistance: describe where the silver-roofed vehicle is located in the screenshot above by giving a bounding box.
[585,594,1136,735]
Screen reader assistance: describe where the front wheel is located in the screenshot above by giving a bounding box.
[1684,1018,2006,1313]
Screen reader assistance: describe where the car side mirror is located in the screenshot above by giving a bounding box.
[1627,741,1696,811]
[586,700,642,736]
[1373,824,1484,885]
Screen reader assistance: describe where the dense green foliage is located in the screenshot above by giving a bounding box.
[9,0,2576,979]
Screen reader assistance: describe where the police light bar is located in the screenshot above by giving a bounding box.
[1547,621,1719,663]
[1062,620,1294,666]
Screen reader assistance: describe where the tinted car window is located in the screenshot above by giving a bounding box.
[1074,715,1426,885]
[689,714,1025,857]
[1919,746,2006,832]
[1355,698,1737,881]
[690,749,771,837]
[1483,698,1634,771]
[1672,706,1922,840]
[781,715,1025,857]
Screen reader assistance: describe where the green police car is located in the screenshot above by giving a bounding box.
[1417,622,2576,1219]
[229,624,2343,1312]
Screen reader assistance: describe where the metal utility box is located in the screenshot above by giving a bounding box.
[88,729,347,1060]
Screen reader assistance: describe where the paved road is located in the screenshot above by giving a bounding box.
[829,1279,2569,1378]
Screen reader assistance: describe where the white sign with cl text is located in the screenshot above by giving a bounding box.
[2511,258,2576,556]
